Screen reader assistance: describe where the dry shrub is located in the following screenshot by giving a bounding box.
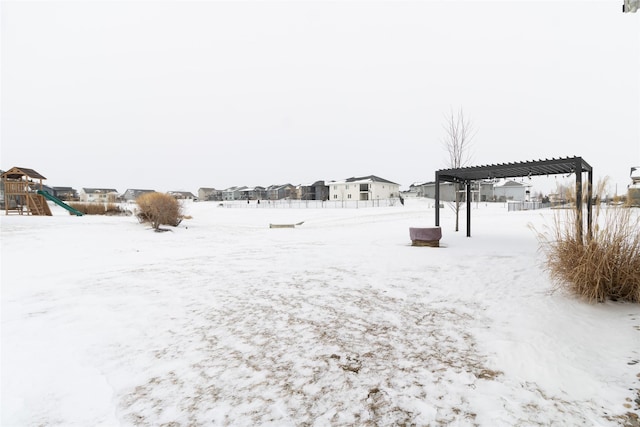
[535,179,640,303]
[69,202,126,215]
[136,192,183,231]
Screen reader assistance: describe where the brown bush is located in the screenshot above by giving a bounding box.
[136,192,183,231]
[535,180,640,303]
[69,202,126,215]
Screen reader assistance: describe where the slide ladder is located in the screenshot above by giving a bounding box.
[26,193,52,215]
[37,190,84,216]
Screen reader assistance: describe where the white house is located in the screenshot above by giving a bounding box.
[79,188,120,203]
[327,175,400,202]
[493,180,531,202]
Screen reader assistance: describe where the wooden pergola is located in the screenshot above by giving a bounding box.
[2,167,52,215]
[435,156,593,241]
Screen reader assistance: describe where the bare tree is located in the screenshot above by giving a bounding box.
[442,108,476,232]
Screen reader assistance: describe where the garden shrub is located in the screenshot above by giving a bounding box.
[136,192,183,231]
[535,181,640,303]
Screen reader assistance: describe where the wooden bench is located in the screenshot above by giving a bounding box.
[269,221,304,229]
[409,227,442,247]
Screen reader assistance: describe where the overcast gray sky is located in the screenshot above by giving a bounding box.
[1,1,638,195]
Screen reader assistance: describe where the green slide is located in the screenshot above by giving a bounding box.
[37,190,84,216]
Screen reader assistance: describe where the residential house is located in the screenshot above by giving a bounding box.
[121,189,155,202]
[628,166,640,206]
[222,186,247,201]
[493,180,531,202]
[297,181,330,201]
[267,184,297,200]
[198,187,223,201]
[80,188,120,203]
[327,175,400,201]
[168,191,197,200]
[239,186,267,201]
[408,182,429,198]
[418,180,494,202]
[39,185,54,196]
[53,187,79,201]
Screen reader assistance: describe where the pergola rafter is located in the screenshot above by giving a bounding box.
[435,156,593,240]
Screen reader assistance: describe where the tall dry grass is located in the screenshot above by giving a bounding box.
[68,202,125,215]
[535,180,640,303]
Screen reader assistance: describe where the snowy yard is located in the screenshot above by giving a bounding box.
[2,199,639,426]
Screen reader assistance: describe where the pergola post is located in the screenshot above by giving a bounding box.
[587,168,593,241]
[435,171,440,226]
[575,160,583,244]
[466,181,471,237]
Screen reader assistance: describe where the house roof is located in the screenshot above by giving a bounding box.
[168,191,196,198]
[496,180,529,188]
[344,175,399,185]
[436,156,592,183]
[2,167,47,180]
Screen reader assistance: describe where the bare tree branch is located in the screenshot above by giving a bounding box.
[441,107,476,232]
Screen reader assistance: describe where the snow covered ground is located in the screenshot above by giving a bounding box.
[2,199,639,426]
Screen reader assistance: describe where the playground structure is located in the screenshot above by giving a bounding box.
[1,167,82,216]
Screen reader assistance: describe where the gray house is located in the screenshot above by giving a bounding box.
[239,186,267,201]
[121,189,155,202]
[53,187,79,201]
[198,187,222,201]
[415,181,495,202]
[267,184,297,200]
[297,180,330,201]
